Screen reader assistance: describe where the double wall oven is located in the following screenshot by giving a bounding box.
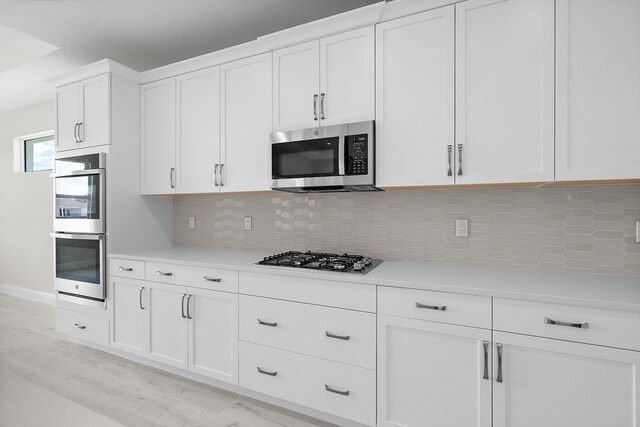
[51,153,106,307]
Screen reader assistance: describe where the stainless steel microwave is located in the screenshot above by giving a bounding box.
[270,121,380,193]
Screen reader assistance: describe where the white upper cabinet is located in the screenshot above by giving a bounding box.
[273,26,374,131]
[455,0,555,185]
[220,52,272,192]
[141,78,176,195]
[55,73,110,152]
[273,41,320,132]
[376,7,455,187]
[176,67,220,194]
[319,27,375,127]
[555,0,640,181]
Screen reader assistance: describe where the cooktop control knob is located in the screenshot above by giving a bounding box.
[353,262,364,271]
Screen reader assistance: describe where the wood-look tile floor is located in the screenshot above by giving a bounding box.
[0,294,336,427]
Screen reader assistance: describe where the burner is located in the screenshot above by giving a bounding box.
[256,251,382,274]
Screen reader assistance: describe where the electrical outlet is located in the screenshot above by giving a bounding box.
[188,216,196,229]
[244,216,252,231]
[636,221,639,243]
[455,219,468,237]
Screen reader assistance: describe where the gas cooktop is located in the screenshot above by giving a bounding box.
[256,251,382,274]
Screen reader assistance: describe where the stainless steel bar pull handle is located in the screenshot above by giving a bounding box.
[170,167,176,189]
[77,122,83,143]
[74,123,80,143]
[181,293,187,319]
[447,145,453,177]
[544,317,589,329]
[214,164,219,186]
[186,294,193,319]
[415,302,447,311]
[325,384,350,396]
[139,287,145,310]
[220,164,225,186]
[457,143,463,176]
[325,331,350,341]
[320,93,326,119]
[257,319,278,327]
[482,341,489,380]
[157,271,173,276]
[119,266,133,272]
[74,323,86,329]
[313,94,318,120]
[496,343,503,383]
[257,367,278,376]
[203,276,221,282]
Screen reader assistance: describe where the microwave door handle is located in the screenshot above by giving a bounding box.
[338,140,345,176]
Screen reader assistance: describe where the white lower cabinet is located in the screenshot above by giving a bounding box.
[493,331,640,427]
[110,274,238,385]
[239,341,376,426]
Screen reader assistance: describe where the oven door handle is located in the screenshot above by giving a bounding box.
[50,233,104,240]
[51,168,105,178]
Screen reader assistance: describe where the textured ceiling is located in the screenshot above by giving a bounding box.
[0,0,380,72]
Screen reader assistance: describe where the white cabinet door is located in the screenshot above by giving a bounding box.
[556,0,640,181]
[176,67,220,194]
[376,7,454,187]
[141,78,176,194]
[493,331,640,427]
[187,287,238,384]
[80,74,110,148]
[147,281,187,369]
[220,53,272,192]
[377,315,492,427]
[111,277,149,356]
[273,40,319,131]
[455,0,554,185]
[319,26,374,127]
[55,83,80,152]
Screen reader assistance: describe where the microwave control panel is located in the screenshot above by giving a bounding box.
[345,134,368,175]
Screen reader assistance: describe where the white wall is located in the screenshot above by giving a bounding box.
[0,100,55,294]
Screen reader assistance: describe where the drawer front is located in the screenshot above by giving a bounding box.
[56,308,110,347]
[240,295,376,369]
[239,341,376,426]
[239,271,376,312]
[378,286,492,329]
[146,262,238,293]
[494,298,640,351]
[108,258,145,280]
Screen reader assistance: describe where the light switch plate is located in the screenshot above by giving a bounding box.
[456,219,468,237]
[636,220,639,243]
[188,216,196,229]
[244,216,252,231]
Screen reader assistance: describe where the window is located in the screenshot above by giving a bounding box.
[14,130,55,173]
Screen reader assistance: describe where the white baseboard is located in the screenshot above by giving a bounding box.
[0,283,56,305]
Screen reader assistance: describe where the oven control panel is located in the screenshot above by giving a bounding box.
[345,134,368,175]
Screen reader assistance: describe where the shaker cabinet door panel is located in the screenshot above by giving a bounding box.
[378,315,492,427]
[55,83,80,152]
[147,282,187,369]
[80,74,110,148]
[273,41,320,132]
[176,67,220,194]
[493,331,640,427]
[376,6,455,187]
[187,288,238,384]
[111,278,149,356]
[555,0,640,181]
[455,0,555,185]
[141,78,176,195]
[319,26,374,127]
[220,53,272,192]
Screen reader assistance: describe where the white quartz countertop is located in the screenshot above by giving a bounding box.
[109,246,640,312]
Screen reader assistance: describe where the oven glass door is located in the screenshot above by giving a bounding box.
[54,233,105,300]
[272,137,340,179]
[54,170,104,233]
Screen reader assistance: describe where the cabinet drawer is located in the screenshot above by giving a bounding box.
[240,295,376,369]
[240,271,376,312]
[378,286,492,329]
[108,258,145,280]
[494,298,640,351]
[146,262,238,293]
[56,308,109,347]
[239,341,376,426]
